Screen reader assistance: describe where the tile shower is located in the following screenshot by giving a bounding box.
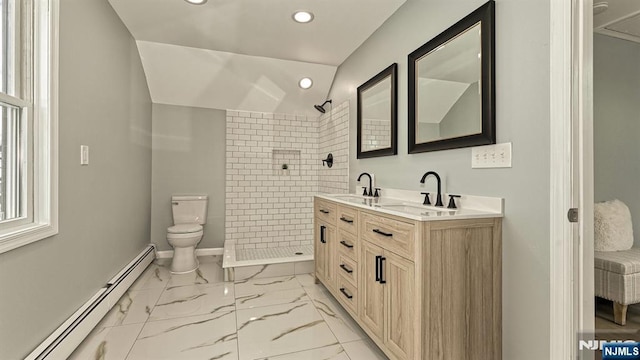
[225,102,349,264]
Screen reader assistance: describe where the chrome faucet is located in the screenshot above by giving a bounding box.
[420,171,444,207]
[357,172,373,197]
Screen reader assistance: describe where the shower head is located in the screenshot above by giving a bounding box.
[314,100,332,114]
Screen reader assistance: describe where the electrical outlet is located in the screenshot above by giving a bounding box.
[472,143,512,168]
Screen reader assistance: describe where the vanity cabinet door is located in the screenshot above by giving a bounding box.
[359,240,385,341]
[384,251,415,360]
[315,220,337,291]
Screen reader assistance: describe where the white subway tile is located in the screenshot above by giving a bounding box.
[225,103,347,252]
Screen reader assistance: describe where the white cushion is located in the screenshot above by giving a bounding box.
[594,199,634,252]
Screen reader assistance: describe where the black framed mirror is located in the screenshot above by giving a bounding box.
[408,1,495,154]
[357,63,397,159]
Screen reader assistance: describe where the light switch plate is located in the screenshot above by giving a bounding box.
[81,145,89,165]
[472,142,512,168]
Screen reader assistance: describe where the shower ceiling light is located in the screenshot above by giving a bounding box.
[299,77,313,89]
[293,11,314,24]
[185,0,207,5]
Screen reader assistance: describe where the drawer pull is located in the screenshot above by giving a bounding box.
[339,287,353,299]
[379,257,387,284]
[319,209,330,214]
[340,240,354,249]
[375,255,381,282]
[373,228,393,237]
[340,264,353,274]
[320,225,326,243]
[340,217,354,224]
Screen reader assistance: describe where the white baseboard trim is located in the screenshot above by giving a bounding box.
[25,244,156,360]
[155,247,224,259]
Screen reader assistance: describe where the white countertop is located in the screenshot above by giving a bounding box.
[315,188,503,222]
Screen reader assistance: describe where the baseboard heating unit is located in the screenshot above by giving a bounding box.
[25,244,156,360]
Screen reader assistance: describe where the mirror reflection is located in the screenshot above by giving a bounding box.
[415,23,481,143]
[357,63,397,159]
[361,77,392,151]
[408,0,495,154]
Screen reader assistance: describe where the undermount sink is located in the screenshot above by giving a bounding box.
[331,194,365,200]
[375,203,456,216]
[331,194,406,207]
[318,190,503,221]
[328,194,454,215]
[330,194,371,204]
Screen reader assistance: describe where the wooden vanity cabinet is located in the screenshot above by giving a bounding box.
[335,204,360,317]
[360,240,385,340]
[314,199,337,292]
[314,197,502,360]
[337,204,359,235]
[359,211,417,360]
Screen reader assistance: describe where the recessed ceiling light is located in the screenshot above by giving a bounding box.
[299,77,313,89]
[185,0,207,5]
[293,11,314,24]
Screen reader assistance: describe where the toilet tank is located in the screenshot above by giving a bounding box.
[171,195,209,225]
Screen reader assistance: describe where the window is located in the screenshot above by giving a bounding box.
[0,0,58,254]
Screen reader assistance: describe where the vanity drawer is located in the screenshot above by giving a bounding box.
[337,205,359,236]
[361,212,416,259]
[315,198,337,225]
[336,275,358,315]
[337,253,358,287]
[337,229,358,260]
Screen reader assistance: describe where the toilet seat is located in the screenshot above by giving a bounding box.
[168,223,202,234]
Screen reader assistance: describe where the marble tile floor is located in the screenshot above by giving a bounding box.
[70,255,388,360]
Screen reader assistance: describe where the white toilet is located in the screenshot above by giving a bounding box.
[167,195,209,274]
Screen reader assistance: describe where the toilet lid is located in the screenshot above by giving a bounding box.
[168,224,202,234]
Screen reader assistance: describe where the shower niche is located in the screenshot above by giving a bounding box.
[272,149,301,176]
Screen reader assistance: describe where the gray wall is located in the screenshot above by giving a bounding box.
[440,82,481,138]
[329,0,551,358]
[594,34,640,245]
[0,0,152,358]
[151,104,226,251]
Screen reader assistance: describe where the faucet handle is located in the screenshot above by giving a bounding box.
[362,187,368,196]
[447,195,461,209]
[374,188,381,197]
[420,192,431,205]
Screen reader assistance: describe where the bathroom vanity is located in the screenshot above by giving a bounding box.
[314,191,503,360]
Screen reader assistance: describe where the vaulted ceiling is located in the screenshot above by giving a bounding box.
[108,0,406,116]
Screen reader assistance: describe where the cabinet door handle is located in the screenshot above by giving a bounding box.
[340,217,354,224]
[373,229,393,237]
[320,225,326,243]
[339,287,353,299]
[340,240,354,249]
[340,264,353,274]
[379,257,387,284]
[375,255,381,282]
[319,209,329,214]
